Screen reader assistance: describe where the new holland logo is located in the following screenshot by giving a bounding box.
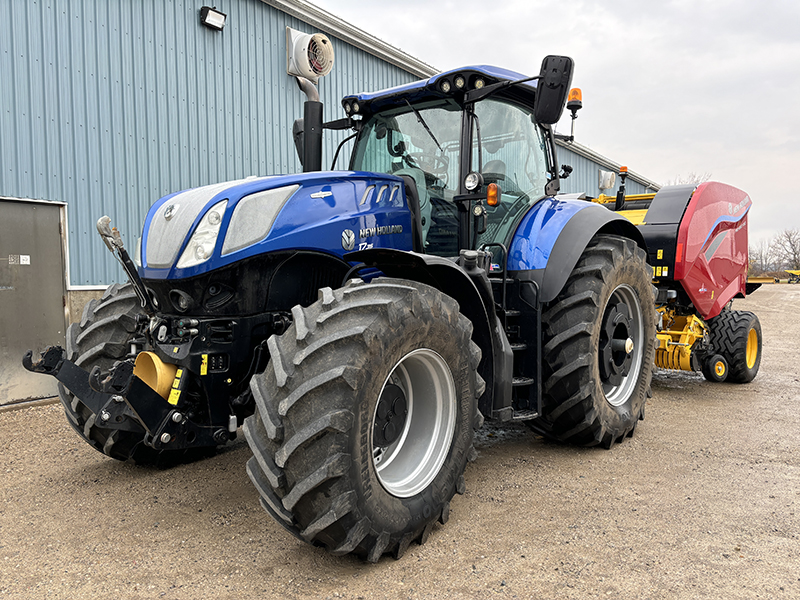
[164,204,179,221]
[341,229,355,251]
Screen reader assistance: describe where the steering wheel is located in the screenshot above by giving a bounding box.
[406,152,449,177]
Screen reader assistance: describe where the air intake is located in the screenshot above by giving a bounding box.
[286,27,334,83]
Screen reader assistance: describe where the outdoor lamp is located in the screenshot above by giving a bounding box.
[200,6,226,30]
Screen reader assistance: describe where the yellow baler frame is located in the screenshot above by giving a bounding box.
[654,307,707,371]
[592,191,714,373]
[592,193,656,226]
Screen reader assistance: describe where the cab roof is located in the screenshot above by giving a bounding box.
[341,65,538,117]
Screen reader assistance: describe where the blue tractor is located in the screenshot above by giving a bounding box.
[25,56,656,560]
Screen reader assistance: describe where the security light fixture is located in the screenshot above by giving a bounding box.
[200,6,226,31]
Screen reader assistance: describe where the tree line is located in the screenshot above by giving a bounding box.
[749,228,800,275]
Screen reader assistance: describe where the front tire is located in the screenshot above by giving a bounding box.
[536,234,656,447]
[244,278,483,561]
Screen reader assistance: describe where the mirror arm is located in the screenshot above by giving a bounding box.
[323,117,355,131]
[464,75,541,104]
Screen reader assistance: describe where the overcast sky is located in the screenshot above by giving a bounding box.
[314,0,800,243]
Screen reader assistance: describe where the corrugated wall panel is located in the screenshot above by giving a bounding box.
[557,145,658,197]
[0,0,417,285]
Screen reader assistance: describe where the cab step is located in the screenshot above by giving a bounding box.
[511,409,539,421]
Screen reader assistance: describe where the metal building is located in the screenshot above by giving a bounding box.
[557,139,659,197]
[0,0,430,403]
[0,0,659,403]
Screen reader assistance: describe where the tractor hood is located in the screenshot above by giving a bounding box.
[138,171,413,279]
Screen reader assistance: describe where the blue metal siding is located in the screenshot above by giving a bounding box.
[557,145,658,197]
[0,0,417,285]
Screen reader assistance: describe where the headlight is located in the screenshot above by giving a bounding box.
[176,200,228,269]
[464,171,483,192]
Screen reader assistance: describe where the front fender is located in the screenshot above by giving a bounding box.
[508,199,646,304]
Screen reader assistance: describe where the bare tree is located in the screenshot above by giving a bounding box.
[664,172,712,186]
[773,228,800,270]
[749,238,776,275]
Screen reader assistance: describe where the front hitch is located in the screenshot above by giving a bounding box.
[22,346,233,449]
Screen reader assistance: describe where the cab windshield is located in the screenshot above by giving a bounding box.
[350,97,549,255]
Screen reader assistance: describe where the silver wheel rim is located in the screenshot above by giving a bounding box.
[601,284,644,407]
[372,349,456,498]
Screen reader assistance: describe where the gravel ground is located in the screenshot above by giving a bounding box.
[1,285,798,600]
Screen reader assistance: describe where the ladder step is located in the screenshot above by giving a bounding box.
[511,409,539,421]
[512,376,534,387]
[510,342,527,352]
[503,309,521,318]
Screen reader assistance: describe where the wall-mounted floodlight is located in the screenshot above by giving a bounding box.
[200,6,226,31]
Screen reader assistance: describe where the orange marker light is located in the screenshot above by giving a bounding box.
[619,166,628,174]
[487,183,500,206]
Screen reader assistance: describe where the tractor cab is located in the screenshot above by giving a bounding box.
[341,62,571,259]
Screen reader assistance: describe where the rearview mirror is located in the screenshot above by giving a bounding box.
[534,55,574,125]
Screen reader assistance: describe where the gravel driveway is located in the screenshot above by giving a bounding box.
[1,285,797,599]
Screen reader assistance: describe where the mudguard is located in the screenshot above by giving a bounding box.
[507,198,646,304]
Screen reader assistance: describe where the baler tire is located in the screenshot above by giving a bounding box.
[535,234,656,448]
[60,283,211,465]
[701,353,728,383]
[707,309,761,383]
[244,278,483,561]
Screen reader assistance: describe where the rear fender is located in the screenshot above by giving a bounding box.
[508,199,647,304]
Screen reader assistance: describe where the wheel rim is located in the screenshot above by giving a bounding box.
[372,349,456,498]
[746,328,758,369]
[715,360,726,377]
[599,284,645,407]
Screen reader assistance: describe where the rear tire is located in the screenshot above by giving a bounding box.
[707,309,761,383]
[535,234,656,447]
[244,278,483,561]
